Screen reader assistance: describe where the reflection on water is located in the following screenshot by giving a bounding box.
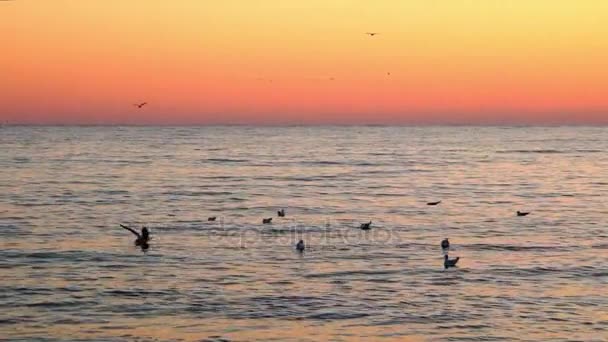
[1,126,607,341]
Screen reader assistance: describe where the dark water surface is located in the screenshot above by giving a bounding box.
[1,126,607,341]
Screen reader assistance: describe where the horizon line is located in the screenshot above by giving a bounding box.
[3,123,608,128]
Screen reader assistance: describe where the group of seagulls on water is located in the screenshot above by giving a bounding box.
[121,200,532,269]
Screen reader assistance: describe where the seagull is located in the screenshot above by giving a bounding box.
[277,209,285,217]
[262,218,273,224]
[365,32,379,37]
[120,224,150,249]
[360,221,372,230]
[133,102,147,108]
[208,216,217,221]
[296,239,305,252]
[444,255,460,269]
[517,211,530,217]
[427,200,441,206]
[441,238,450,250]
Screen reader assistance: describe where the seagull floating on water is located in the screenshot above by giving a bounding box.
[441,238,450,250]
[444,254,459,269]
[517,211,530,217]
[262,218,273,224]
[120,224,150,249]
[427,200,441,206]
[296,239,305,252]
[360,221,372,230]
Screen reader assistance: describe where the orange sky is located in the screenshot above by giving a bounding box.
[1,0,607,124]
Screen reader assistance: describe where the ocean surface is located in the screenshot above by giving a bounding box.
[1,126,607,341]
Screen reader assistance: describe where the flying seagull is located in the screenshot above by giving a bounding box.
[365,32,379,37]
[133,102,147,108]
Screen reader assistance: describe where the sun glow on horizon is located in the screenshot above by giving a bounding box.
[1,0,608,124]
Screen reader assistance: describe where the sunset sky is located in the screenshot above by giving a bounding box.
[1,0,607,124]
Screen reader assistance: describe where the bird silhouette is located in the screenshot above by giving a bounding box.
[120,224,150,250]
[427,200,441,206]
[360,221,372,230]
[444,255,460,269]
[441,238,450,250]
[296,240,305,252]
[365,32,379,37]
[133,102,147,108]
[517,211,530,217]
[262,218,273,224]
[208,216,217,221]
[277,209,285,217]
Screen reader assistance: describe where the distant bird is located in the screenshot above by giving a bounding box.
[441,238,450,250]
[277,209,285,217]
[208,216,217,221]
[427,200,442,206]
[517,211,530,217]
[133,102,147,108]
[444,254,460,269]
[296,239,305,252]
[263,218,273,224]
[365,32,379,37]
[360,221,372,230]
[387,72,391,76]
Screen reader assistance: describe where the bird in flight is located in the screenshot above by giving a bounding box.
[133,102,147,108]
[365,32,379,37]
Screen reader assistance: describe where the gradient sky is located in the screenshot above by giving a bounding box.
[1,0,607,124]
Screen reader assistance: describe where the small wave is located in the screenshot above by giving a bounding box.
[466,243,576,252]
[491,265,598,278]
[205,158,249,163]
[306,312,370,320]
[305,269,401,278]
[13,157,31,163]
[163,191,233,196]
[25,300,98,308]
[496,149,565,154]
